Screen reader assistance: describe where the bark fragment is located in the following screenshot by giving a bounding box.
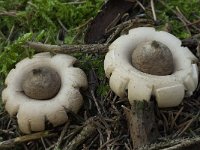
[123,100,159,149]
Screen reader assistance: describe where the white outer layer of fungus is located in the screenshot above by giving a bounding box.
[104,27,199,108]
[2,52,88,134]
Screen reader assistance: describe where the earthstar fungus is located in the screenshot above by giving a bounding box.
[2,52,88,134]
[104,27,199,108]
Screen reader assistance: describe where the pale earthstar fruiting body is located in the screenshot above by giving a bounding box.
[104,27,199,108]
[2,52,88,134]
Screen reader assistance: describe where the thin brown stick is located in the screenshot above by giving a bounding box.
[0,129,15,135]
[0,131,57,149]
[0,11,17,17]
[185,19,200,27]
[53,121,70,150]
[91,90,102,115]
[177,112,199,137]
[170,107,184,129]
[63,118,97,150]
[6,25,15,43]
[57,19,68,32]
[135,0,146,11]
[177,118,194,137]
[150,0,157,21]
[26,42,108,54]
[197,42,200,58]
[141,137,200,150]
[98,138,116,150]
[41,137,47,149]
[105,18,153,44]
[105,13,121,33]
[106,18,153,34]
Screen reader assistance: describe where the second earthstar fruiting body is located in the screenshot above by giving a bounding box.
[104,27,199,108]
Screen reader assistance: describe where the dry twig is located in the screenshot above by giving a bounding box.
[0,11,17,17]
[26,42,108,54]
[140,137,200,150]
[0,131,57,149]
[150,0,157,21]
[63,117,98,150]
[53,121,70,150]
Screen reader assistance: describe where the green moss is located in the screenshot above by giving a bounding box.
[0,33,33,79]
[0,0,103,83]
[155,0,200,38]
